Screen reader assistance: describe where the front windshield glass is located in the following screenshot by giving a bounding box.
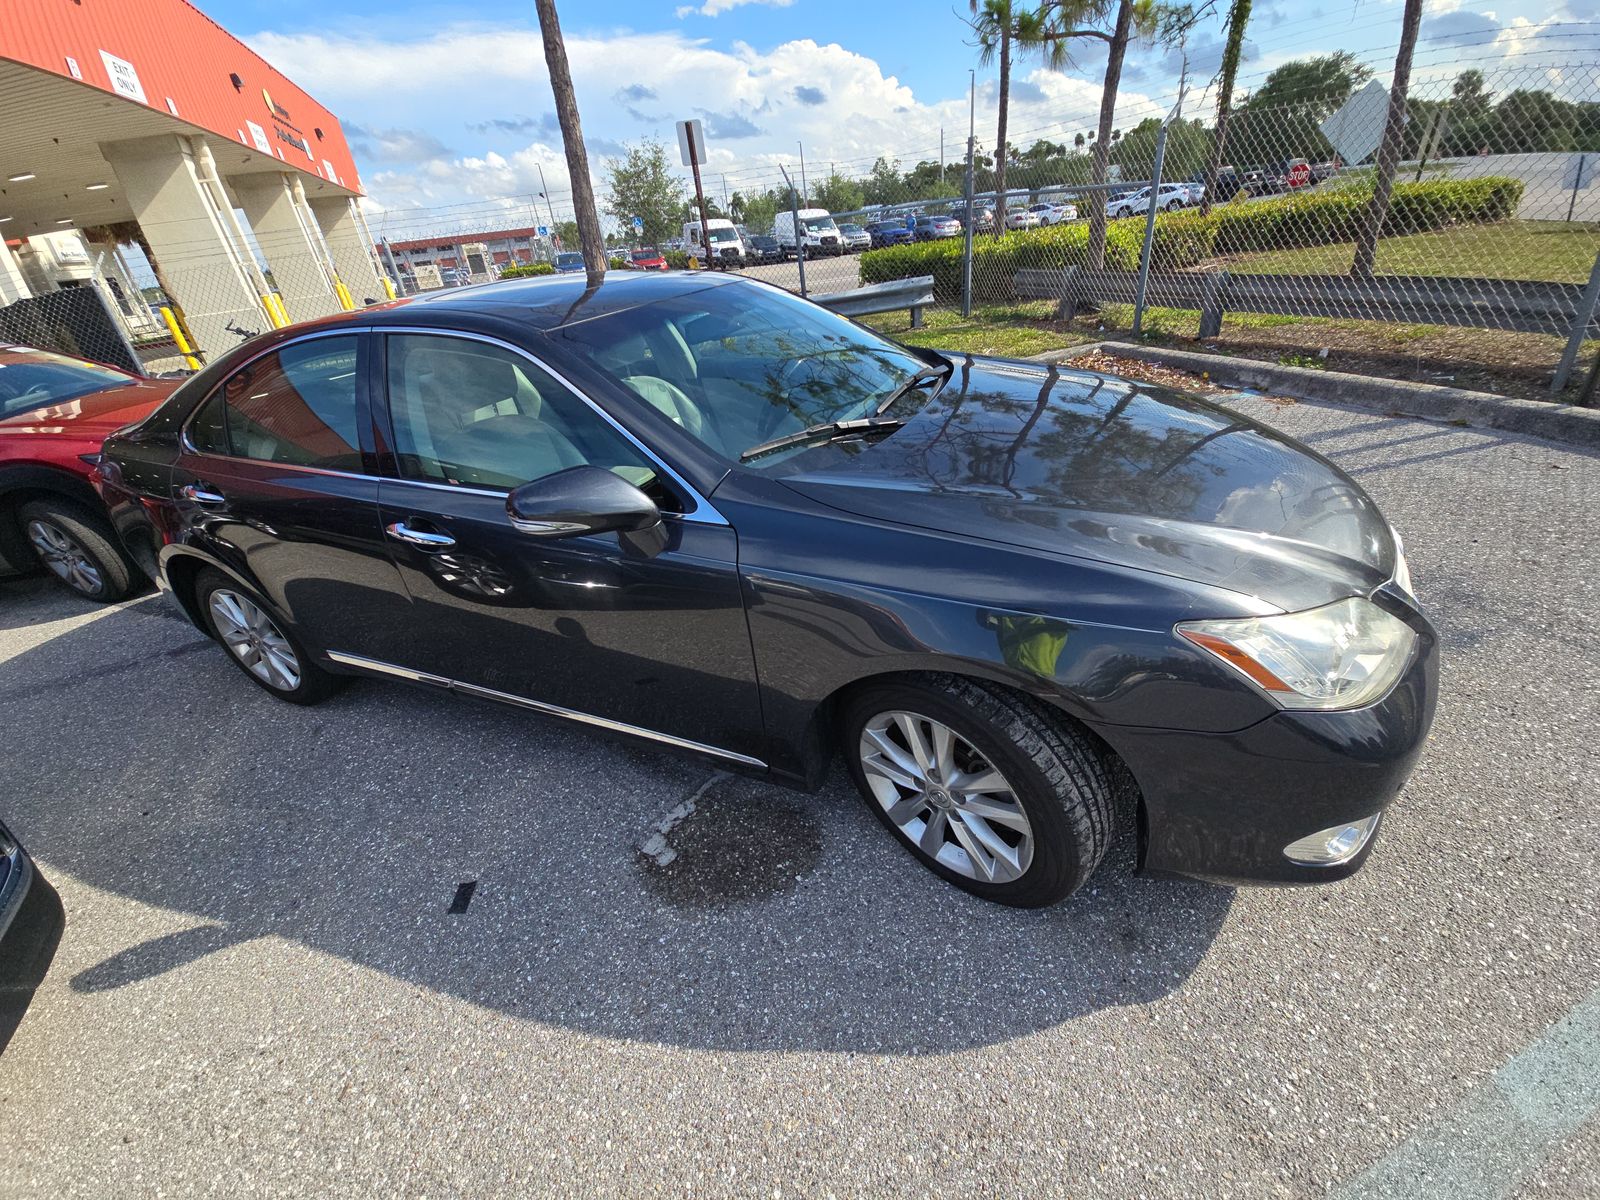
[551,281,930,471]
[0,350,132,418]
[801,216,837,233]
[631,250,656,261]
[707,227,740,244]
[556,253,583,267]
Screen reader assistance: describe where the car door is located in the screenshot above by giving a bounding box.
[170,330,417,664]
[370,329,764,765]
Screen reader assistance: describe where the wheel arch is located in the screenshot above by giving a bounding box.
[803,666,1146,862]
[0,464,116,573]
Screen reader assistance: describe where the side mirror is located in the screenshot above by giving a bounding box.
[505,466,661,539]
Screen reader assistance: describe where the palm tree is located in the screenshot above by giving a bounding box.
[970,0,1072,216]
[1201,0,1251,216]
[1035,0,1189,269]
[1352,0,1423,278]
[533,0,606,288]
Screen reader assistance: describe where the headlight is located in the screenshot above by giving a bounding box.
[1177,596,1417,711]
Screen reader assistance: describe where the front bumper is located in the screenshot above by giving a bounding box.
[1090,611,1439,886]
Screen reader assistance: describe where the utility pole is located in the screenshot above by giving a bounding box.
[687,123,713,270]
[962,70,975,318]
[798,141,808,206]
[535,164,560,246]
[941,127,945,177]
[780,163,806,297]
[1133,53,1188,337]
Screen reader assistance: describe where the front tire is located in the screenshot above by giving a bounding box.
[19,499,136,603]
[194,567,338,705]
[841,676,1115,907]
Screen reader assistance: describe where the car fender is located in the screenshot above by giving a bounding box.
[156,540,287,640]
[0,462,106,574]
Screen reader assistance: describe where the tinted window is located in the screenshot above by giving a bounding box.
[385,334,660,495]
[196,336,362,469]
[0,349,132,418]
[551,281,925,470]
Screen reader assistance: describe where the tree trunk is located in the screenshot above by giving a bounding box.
[1351,0,1423,279]
[534,0,607,289]
[995,20,1011,221]
[1087,0,1135,270]
[1201,0,1252,218]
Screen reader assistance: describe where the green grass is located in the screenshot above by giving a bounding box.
[865,301,1094,359]
[1219,220,1600,283]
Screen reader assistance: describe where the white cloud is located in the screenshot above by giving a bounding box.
[249,25,1155,222]
[676,0,794,17]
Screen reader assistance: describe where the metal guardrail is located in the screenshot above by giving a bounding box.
[1016,258,1600,394]
[812,275,936,328]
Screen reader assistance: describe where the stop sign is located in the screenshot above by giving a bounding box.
[1287,161,1312,189]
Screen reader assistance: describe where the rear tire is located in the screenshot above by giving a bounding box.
[19,499,136,603]
[193,567,339,705]
[840,675,1116,907]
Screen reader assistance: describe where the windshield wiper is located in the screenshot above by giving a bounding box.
[873,359,953,416]
[739,416,906,463]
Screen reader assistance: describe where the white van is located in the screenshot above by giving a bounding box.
[683,218,745,265]
[772,208,844,258]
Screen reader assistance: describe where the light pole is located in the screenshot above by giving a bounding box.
[535,162,559,244]
[798,141,808,206]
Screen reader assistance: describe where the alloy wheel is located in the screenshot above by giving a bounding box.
[26,519,103,596]
[209,589,302,691]
[858,710,1034,884]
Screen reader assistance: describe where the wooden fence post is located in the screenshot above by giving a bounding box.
[1199,270,1229,340]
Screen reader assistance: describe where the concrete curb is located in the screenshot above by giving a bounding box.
[1027,340,1600,452]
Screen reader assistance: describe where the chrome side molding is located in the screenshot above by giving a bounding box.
[324,650,767,769]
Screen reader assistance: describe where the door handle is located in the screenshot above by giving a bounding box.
[385,520,456,549]
[180,483,226,504]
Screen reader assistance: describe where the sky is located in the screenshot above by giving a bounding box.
[195,0,1600,237]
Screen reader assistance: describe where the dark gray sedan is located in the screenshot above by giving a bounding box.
[97,273,1436,907]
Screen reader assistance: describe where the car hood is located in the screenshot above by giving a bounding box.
[778,356,1397,614]
[0,378,176,440]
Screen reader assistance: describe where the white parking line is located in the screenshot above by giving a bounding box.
[1337,988,1600,1199]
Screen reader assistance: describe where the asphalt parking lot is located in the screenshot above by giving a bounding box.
[1,393,1597,1198]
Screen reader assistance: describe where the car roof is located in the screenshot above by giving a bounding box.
[304,269,751,336]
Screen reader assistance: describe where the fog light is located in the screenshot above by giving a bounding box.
[1283,814,1381,866]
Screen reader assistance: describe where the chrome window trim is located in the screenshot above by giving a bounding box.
[376,326,728,527]
[325,651,766,768]
[178,328,368,472]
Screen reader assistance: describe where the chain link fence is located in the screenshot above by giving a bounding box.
[725,60,1599,403]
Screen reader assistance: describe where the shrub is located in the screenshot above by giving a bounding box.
[859,176,1525,300]
[662,249,691,270]
[498,262,555,279]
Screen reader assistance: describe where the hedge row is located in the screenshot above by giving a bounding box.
[497,262,556,279]
[859,176,1525,304]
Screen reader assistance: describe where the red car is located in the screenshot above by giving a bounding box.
[0,345,176,601]
[628,248,669,271]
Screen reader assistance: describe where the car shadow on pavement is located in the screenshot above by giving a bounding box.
[4,593,1234,1056]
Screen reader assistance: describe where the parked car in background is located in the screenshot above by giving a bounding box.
[1004,207,1042,230]
[865,220,915,248]
[913,214,962,241]
[554,253,586,274]
[1029,202,1078,225]
[1105,184,1191,219]
[949,205,995,233]
[629,248,669,271]
[98,271,1437,908]
[773,208,844,258]
[0,344,175,601]
[746,234,784,264]
[683,218,746,266]
[838,223,872,253]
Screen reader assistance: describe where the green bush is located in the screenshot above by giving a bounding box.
[497,262,555,279]
[662,249,691,270]
[860,176,1525,300]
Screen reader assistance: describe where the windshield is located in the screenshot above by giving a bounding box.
[631,250,658,261]
[801,216,837,233]
[556,253,583,267]
[707,227,740,244]
[551,281,931,471]
[0,349,132,418]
